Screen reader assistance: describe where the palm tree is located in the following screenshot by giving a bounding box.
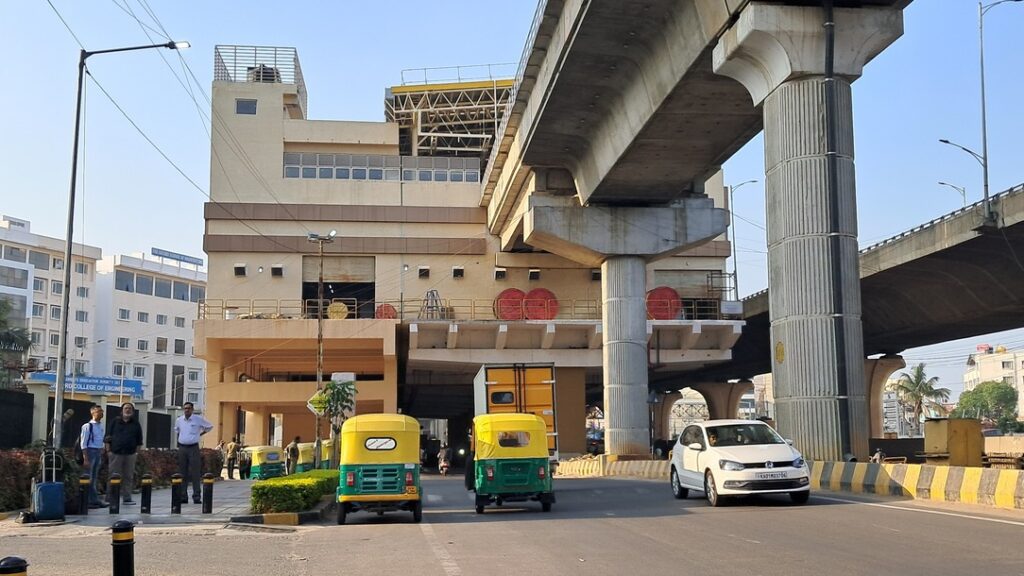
[0,298,33,387]
[889,363,951,436]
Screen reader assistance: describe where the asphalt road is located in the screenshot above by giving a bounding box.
[2,475,1022,575]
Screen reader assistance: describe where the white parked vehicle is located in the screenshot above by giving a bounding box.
[669,419,811,506]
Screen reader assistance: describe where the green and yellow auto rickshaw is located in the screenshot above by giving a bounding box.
[319,438,336,470]
[296,442,316,473]
[337,414,422,525]
[244,445,285,480]
[468,413,555,513]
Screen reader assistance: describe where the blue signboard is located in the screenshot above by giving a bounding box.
[31,372,143,398]
[151,247,204,267]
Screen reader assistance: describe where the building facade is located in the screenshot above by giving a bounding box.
[964,344,1024,419]
[95,253,207,409]
[195,46,742,452]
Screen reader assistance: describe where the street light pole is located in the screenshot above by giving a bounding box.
[52,40,189,450]
[307,230,336,468]
[727,180,757,300]
[937,181,967,207]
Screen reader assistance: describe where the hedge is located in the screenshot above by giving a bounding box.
[0,445,225,513]
[250,470,339,514]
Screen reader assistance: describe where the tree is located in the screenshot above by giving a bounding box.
[324,374,357,469]
[888,363,951,436]
[952,380,1019,432]
[0,298,33,387]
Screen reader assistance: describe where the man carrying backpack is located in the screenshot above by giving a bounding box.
[80,405,107,508]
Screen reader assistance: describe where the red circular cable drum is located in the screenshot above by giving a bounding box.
[646,286,682,320]
[524,287,559,320]
[374,303,397,319]
[494,288,527,320]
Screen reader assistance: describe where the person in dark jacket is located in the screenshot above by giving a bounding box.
[105,402,144,505]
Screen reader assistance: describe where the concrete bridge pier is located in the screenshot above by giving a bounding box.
[866,355,906,438]
[714,3,903,461]
[524,198,728,455]
[691,380,754,421]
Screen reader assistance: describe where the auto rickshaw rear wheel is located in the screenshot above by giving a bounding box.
[412,501,423,523]
[336,503,347,525]
[542,501,552,512]
[475,505,484,514]
[464,453,476,490]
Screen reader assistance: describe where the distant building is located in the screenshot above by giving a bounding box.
[964,344,1024,420]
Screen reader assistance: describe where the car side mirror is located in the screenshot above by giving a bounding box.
[785,439,794,446]
[688,442,703,451]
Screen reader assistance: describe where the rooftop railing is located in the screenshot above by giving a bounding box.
[214,45,307,116]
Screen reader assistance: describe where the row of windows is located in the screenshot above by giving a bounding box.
[112,362,201,382]
[115,337,189,355]
[282,153,481,183]
[284,165,481,183]
[31,304,88,322]
[1,247,91,272]
[29,278,90,298]
[114,270,205,302]
[117,309,187,327]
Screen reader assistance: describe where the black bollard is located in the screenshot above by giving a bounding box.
[78,474,91,515]
[0,556,28,575]
[170,474,182,514]
[108,474,122,515]
[140,474,152,514]
[201,473,214,514]
[111,520,134,576]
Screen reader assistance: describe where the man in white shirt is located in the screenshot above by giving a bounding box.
[80,405,107,508]
[174,402,213,504]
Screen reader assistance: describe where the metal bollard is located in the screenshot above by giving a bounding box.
[0,556,28,575]
[108,474,122,515]
[201,473,214,514]
[111,520,134,576]
[170,473,183,514]
[78,474,91,515]
[140,474,152,514]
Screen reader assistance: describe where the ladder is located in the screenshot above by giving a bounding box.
[419,289,444,319]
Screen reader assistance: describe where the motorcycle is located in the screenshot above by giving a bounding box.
[439,459,450,477]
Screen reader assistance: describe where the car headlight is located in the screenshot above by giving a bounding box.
[719,459,745,471]
[793,457,805,468]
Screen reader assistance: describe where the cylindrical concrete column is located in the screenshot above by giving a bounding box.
[764,77,866,461]
[601,256,649,455]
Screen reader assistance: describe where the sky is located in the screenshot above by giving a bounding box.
[2,1,1022,399]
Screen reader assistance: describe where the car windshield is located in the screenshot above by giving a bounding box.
[705,424,783,447]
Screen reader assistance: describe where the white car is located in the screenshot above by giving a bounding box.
[669,419,810,506]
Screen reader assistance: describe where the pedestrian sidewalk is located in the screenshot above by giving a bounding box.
[67,478,254,527]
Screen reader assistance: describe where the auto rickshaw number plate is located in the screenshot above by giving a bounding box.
[406,486,418,494]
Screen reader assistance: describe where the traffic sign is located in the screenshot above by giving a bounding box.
[308,390,329,417]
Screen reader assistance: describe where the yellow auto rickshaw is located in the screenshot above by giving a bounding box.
[337,414,422,525]
[320,438,336,470]
[244,445,285,480]
[296,442,316,473]
[467,413,554,513]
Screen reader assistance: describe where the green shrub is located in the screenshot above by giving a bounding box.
[250,470,339,513]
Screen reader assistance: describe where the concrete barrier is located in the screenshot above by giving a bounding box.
[557,457,1024,511]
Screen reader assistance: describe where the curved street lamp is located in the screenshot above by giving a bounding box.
[53,40,189,450]
[307,230,336,468]
[937,181,967,207]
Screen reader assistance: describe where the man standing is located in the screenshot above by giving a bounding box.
[80,405,107,508]
[174,402,213,504]
[225,436,240,480]
[105,402,144,506]
[285,436,300,475]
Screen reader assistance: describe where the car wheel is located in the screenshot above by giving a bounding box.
[336,503,347,525]
[412,501,423,522]
[704,471,722,507]
[670,467,689,500]
[790,490,810,505]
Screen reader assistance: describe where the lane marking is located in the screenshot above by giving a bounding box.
[815,495,1024,527]
[425,494,444,504]
[420,523,463,576]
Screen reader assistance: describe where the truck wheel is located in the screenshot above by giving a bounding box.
[464,454,475,491]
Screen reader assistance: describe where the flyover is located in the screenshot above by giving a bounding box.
[483,0,912,459]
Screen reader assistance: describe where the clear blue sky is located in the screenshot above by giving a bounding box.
[3,1,1022,398]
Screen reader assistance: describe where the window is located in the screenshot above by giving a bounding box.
[1002,361,1012,370]
[75,262,89,274]
[156,314,167,325]
[135,274,153,296]
[51,280,63,295]
[154,278,172,299]
[174,339,186,355]
[74,336,87,348]
[494,268,507,280]
[418,266,430,279]
[173,281,189,301]
[30,330,42,345]
[3,246,26,262]
[233,265,246,277]
[76,286,89,298]
[116,337,129,349]
[113,362,124,377]
[174,317,186,328]
[49,332,60,346]
[33,278,45,292]
[236,99,257,115]
[118,308,130,321]
[53,257,64,270]
[133,365,146,379]
[137,339,149,351]
[73,360,87,375]
[32,303,44,317]
[0,266,28,289]
[28,250,49,270]
[156,337,168,353]
[138,311,149,323]
[188,369,201,383]
[115,270,134,292]
[75,310,88,322]
[50,306,61,320]
[271,265,283,277]
[187,392,200,404]
[190,285,205,302]
[490,391,515,405]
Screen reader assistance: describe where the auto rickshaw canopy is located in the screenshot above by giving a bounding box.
[473,413,549,460]
[340,414,421,465]
[243,445,284,466]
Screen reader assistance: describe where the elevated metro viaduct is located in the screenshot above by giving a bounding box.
[485,0,911,459]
